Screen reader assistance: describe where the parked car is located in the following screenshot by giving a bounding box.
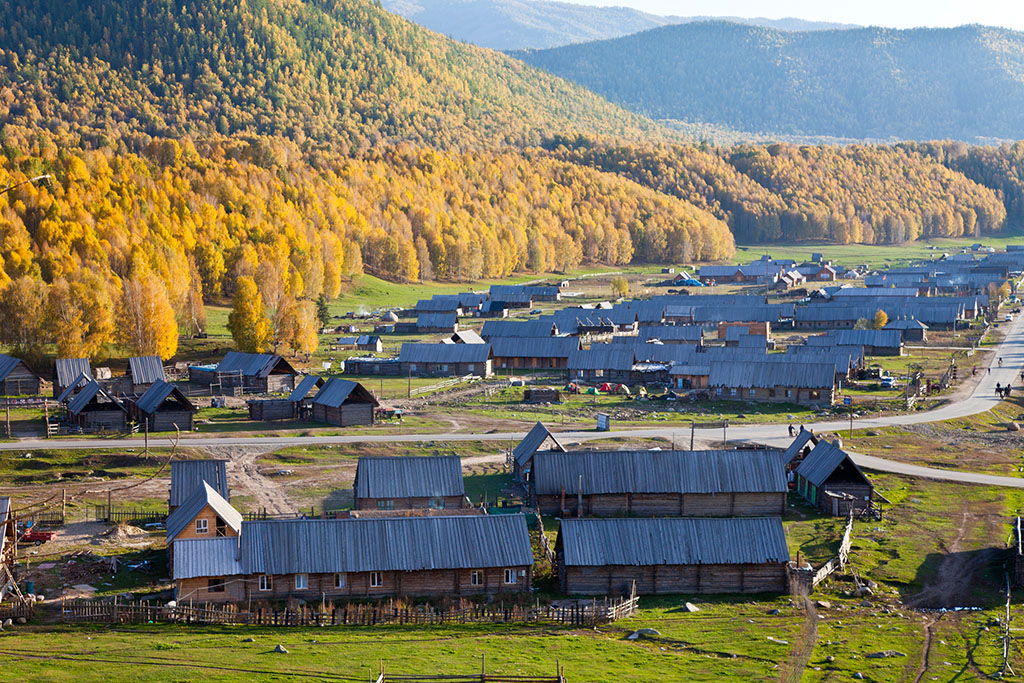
[1005,314,1014,322]
[880,376,896,389]
[19,527,56,545]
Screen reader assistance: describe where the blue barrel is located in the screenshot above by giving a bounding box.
[23,580,34,594]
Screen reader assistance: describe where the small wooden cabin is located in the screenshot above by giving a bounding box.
[127,356,167,393]
[130,380,197,432]
[310,378,379,427]
[193,352,297,394]
[795,440,873,516]
[781,429,819,473]
[490,337,581,370]
[54,358,92,398]
[354,456,466,510]
[512,422,567,484]
[173,515,534,604]
[398,343,493,378]
[556,517,790,596]
[169,460,230,513]
[0,355,41,396]
[247,375,324,421]
[65,380,128,432]
[529,450,787,517]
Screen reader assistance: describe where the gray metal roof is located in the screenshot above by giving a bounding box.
[134,379,195,416]
[782,430,818,464]
[636,326,704,342]
[67,380,127,416]
[311,377,379,408]
[513,422,566,466]
[354,456,464,499]
[0,355,36,383]
[172,537,242,579]
[170,460,230,508]
[568,345,635,371]
[558,517,790,567]
[532,450,787,496]
[796,440,869,488]
[241,514,533,574]
[217,352,294,378]
[128,356,166,385]
[55,358,92,387]
[415,295,463,312]
[480,320,557,338]
[398,343,492,364]
[166,481,242,542]
[709,360,835,389]
[449,330,486,344]
[288,375,324,402]
[884,317,929,330]
[490,285,559,299]
[416,312,457,329]
[489,336,580,359]
[56,372,91,403]
[809,329,903,349]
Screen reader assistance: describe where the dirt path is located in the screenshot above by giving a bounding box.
[911,614,941,683]
[202,446,294,515]
[905,507,1000,608]
[780,597,817,683]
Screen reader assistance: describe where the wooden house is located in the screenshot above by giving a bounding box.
[54,358,92,398]
[708,360,836,406]
[416,313,459,334]
[398,343,493,378]
[310,378,378,426]
[343,357,402,376]
[0,355,41,396]
[172,514,534,604]
[335,335,383,353]
[528,450,787,517]
[567,346,635,384]
[512,421,567,483]
[490,284,561,303]
[65,380,128,432]
[781,429,819,473]
[130,380,197,432]
[127,356,167,393]
[169,460,230,513]
[556,517,790,596]
[884,317,928,342]
[490,337,581,370]
[354,456,466,510]
[795,440,873,516]
[807,330,904,356]
[192,352,297,394]
[247,375,324,421]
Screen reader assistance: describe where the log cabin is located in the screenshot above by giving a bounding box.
[0,355,41,396]
[247,375,324,421]
[489,336,581,370]
[129,380,197,433]
[795,440,873,516]
[708,360,836,406]
[354,456,466,510]
[172,514,534,604]
[54,358,92,398]
[556,517,790,596]
[529,450,787,517]
[310,378,379,427]
[191,352,297,394]
[65,380,128,432]
[398,343,493,378]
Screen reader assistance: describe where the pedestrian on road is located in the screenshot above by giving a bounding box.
[973,366,977,376]
[799,424,805,433]
[788,424,795,437]
[1000,357,1004,367]
[1007,386,1014,397]
[1019,370,1023,383]
[989,367,992,374]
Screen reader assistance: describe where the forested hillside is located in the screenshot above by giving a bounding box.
[381,0,854,50]
[514,22,1024,141]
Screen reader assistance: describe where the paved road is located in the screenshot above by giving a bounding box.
[5,315,1024,486]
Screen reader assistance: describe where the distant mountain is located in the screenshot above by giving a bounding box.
[513,22,1024,142]
[381,0,855,50]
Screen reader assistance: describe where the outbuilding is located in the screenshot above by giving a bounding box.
[65,380,128,432]
[512,421,567,483]
[310,377,379,427]
[54,358,92,398]
[0,355,41,396]
[127,356,167,393]
[247,375,324,421]
[354,456,466,510]
[192,352,297,394]
[795,440,873,516]
[130,379,197,432]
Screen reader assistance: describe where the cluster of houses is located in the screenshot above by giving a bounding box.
[164,425,874,604]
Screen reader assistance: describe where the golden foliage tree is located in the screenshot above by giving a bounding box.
[121,274,179,360]
[228,276,272,354]
[873,309,889,330]
[277,299,320,357]
[0,276,49,362]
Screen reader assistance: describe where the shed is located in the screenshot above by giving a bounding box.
[0,355,41,396]
[130,379,197,432]
[65,380,128,432]
[205,352,297,394]
[416,313,458,334]
[354,456,466,510]
[781,429,819,469]
[490,336,581,370]
[128,356,167,392]
[247,375,324,421]
[169,459,230,512]
[530,450,787,516]
[54,358,92,398]
[398,343,493,378]
[512,421,567,481]
[795,440,873,516]
[884,317,929,342]
[556,517,790,595]
[310,378,379,426]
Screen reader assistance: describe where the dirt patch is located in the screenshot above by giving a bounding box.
[203,446,294,515]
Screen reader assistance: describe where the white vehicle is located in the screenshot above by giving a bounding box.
[1005,314,1014,322]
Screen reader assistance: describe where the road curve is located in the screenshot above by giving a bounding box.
[4,315,1023,486]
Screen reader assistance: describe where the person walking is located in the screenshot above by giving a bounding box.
[788,424,795,437]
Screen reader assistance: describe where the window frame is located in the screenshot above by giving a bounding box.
[470,570,482,586]
[207,577,225,593]
[503,568,517,585]
[334,573,346,589]
[258,574,272,592]
[369,571,383,588]
[195,518,208,535]
[295,573,308,590]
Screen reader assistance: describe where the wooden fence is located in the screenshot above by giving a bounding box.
[60,595,637,628]
[94,506,166,525]
[0,602,34,621]
[789,511,855,593]
[409,375,477,397]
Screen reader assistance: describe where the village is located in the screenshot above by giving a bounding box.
[3,242,1024,680]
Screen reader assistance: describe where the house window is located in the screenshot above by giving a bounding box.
[595,369,604,377]
[258,575,272,591]
[208,578,225,593]
[370,571,383,588]
[749,388,756,397]
[716,388,723,396]
[467,364,475,373]
[471,570,482,586]
[334,573,346,589]
[410,364,417,373]
[503,569,517,585]
[195,518,208,535]
[730,388,737,396]
[295,573,308,590]
[429,497,445,510]
[785,389,793,398]
[377,499,394,510]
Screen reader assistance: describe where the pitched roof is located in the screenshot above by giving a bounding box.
[416,312,457,329]
[795,440,869,488]
[414,295,463,312]
[172,537,243,579]
[0,355,37,383]
[55,358,92,388]
[216,352,295,378]
[810,329,903,348]
[489,336,580,359]
[709,360,836,389]
[128,356,166,385]
[782,430,819,464]
[531,450,787,496]
[513,422,566,467]
[288,375,324,402]
[398,343,492,364]
[240,514,533,574]
[67,380,127,416]
[568,345,635,372]
[480,320,557,338]
[56,372,92,403]
[636,326,704,342]
[311,377,379,408]
[558,517,790,567]
[170,460,230,508]
[884,317,929,330]
[166,481,242,542]
[449,330,485,344]
[354,456,464,499]
[134,379,196,415]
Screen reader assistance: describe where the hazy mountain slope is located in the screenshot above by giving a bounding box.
[382,0,855,50]
[514,22,1024,141]
[0,0,669,151]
